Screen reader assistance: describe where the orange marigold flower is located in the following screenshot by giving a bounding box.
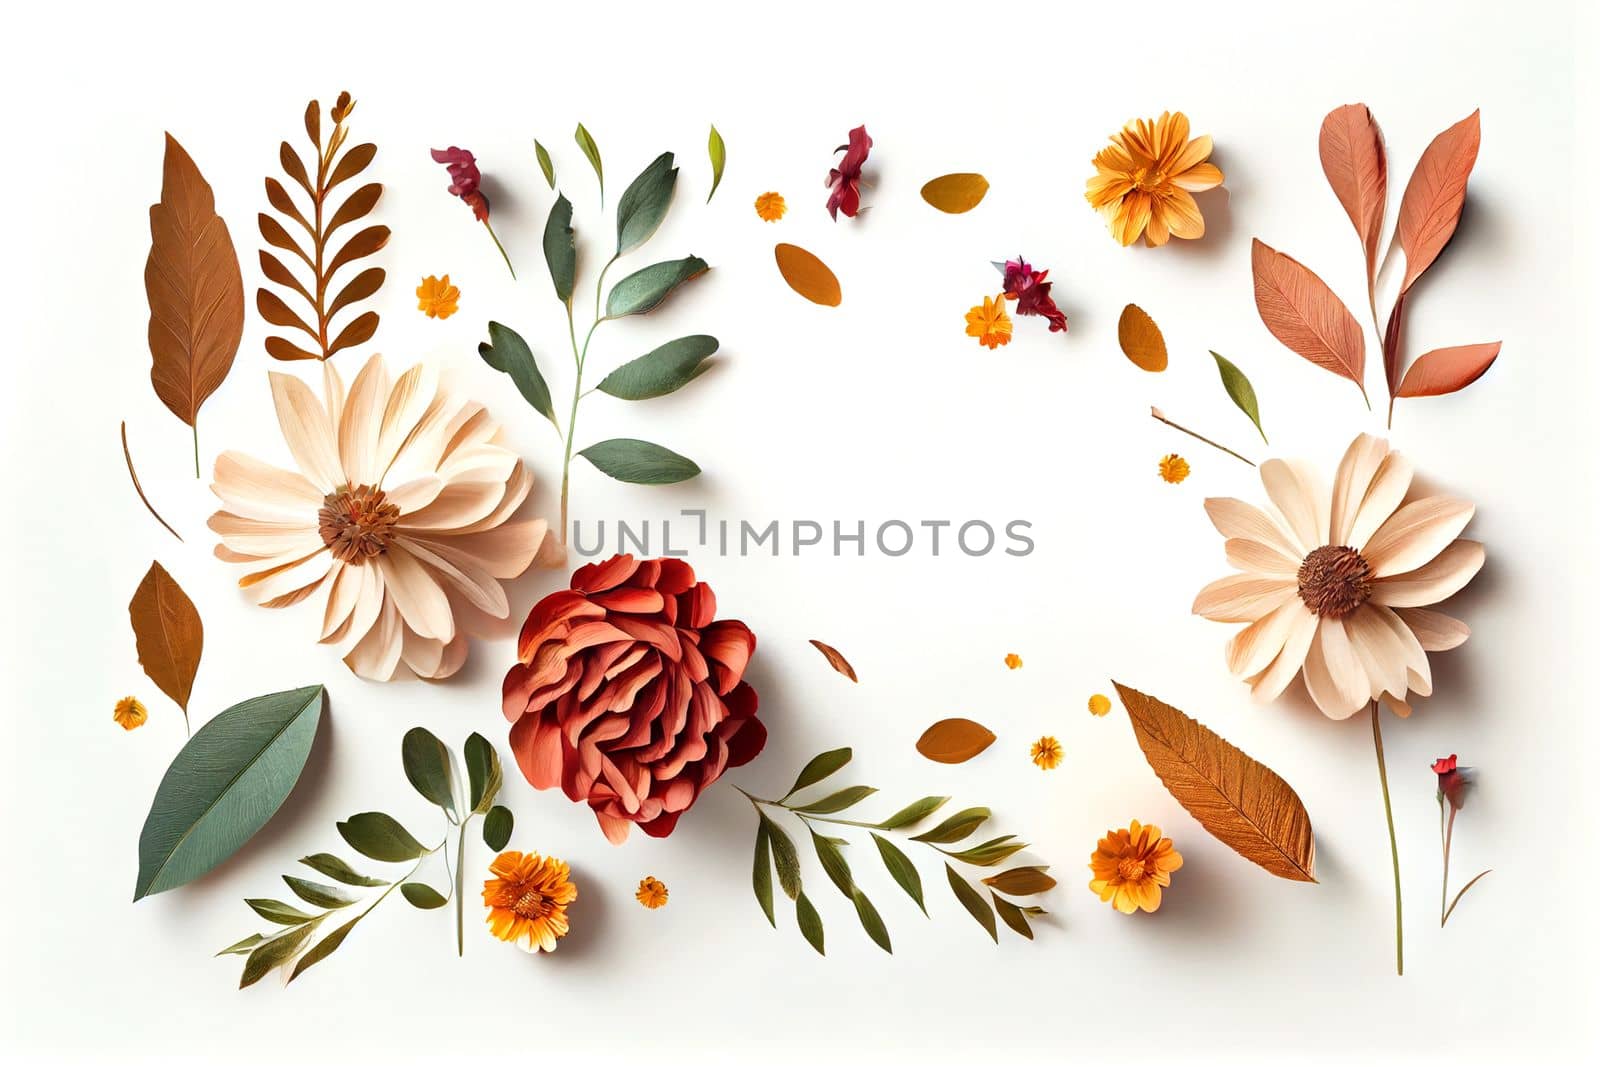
[754,191,787,222]
[1088,820,1183,914]
[483,851,576,953]
[1086,112,1224,247]
[635,876,669,909]
[1004,653,1023,670]
[1158,453,1190,483]
[113,696,147,731]
[1030,735,1063,770]
[416,274,460,319]
[965,295,1012,349]
[1088,693,1112,717]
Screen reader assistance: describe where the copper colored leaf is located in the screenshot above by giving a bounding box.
[129,561,203,714]
[1394,342,1501,398]
[1117,304,1167,372]
[915,718,996,764]
[1112,682,1316,882]
[920,172,990,214]
[328,142,376,190]
[1251,239,1366,399]
[982,866,1057,896]
[326,224,390,277]
[144,133,244,430]
[1397,110,1481,293]
[328,311,380,356]
[809,639,858,682]
[1318,104,1387,302]
[774,243,841,307]
[266,336,321,362]
[327,267,385,319]
[256,289,316,337]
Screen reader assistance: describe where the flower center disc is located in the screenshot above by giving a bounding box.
[318,484,400,564]
[1296,545,1373,619]
[1116,857,1148,882]
[513,889,550,920]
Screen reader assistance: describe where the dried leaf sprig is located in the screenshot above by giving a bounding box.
[220,729,513,986]
[738,747,1054,955]
[1433,755,1491,927]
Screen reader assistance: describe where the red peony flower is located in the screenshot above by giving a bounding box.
[430,146,490,221]
[998,256,1069,333]
[825,125,872,220]
[502,554,766,844]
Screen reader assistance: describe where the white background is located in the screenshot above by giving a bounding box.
[2,0,1595,1062]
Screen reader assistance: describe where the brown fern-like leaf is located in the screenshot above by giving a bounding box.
[258,92,388,361]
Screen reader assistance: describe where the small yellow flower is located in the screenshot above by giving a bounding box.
[1030,736,1063,770]
[754,192,787,222]
[965,295,1013,350]
[1004,653,1023,670]
[635,876,669,909]
[416,274,460,319]
[1088,693,1112,717]
[113,696,147,731]
[1158,453,1190,484]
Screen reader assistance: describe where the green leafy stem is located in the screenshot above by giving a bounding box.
[220,729,515,987]
[738,747,1056,955]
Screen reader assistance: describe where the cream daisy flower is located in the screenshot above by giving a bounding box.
[1192,433,1482,719]
[209,354,548,681]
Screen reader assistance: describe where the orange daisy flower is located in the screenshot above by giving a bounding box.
[1004,653,1023,670]
[1158,453,1191,483]
[965,295,1012,349]
[1086,112,1224,247]
[635,876,669,909]
[416,274,460,319]
[113,696,148,731]
[1088,693,1113,717]
[754,192,787,222]
[1088,820,1183,914]
[1030,736,1063,770]
[483,851,576,952]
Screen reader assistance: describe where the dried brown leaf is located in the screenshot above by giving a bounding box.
[1318,104,1386,304]
[809,639,858,682]
[981,866,1057,896]
[1251,238,1366,399]
[130,562,204,716]
[1117,304,1167,372]
[1112,682,1316,882]
[1397,110,1481,293]
[920,173,990,214]
[774,243,841,307]
[915,718,997,765]
[1395,342,1501,398]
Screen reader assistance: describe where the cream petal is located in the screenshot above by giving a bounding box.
[1247,606,1318,703]
[269,371,343,489]
[457,462,535,535]
[1328,434,1390,546]
[401,629,447,679]
[1193,574,1296,623]
[396,480,507,532]
[326,561,384,656]
[1225,537,1301,577]
[1347,451,1414,550]
[1303,619,1368,719]
[1370,539,1484,606]
[1372,604,1432,696]
[384,475,445,516]
[441,405,497,463]
[344,595,404,681]
[1226,598,1303,678]
[338,354,391,487]
[212,451,323,521]
[1363,497,1475,577]
[243,548,333,605]
[208,512,322,558]
[383,395,454,484]
[1345,605,1410,702]
[379,548,456,642]
[376,363,439,483]
[1394,607,1470,651]
[322,361,346,426]
[397,536,510,618]
[1260,459,1326,553]
[434,635,470,680]
[438,444,519,487]
[1204,498,1302,562]
[419,519,548,581]
[320,561,356,639]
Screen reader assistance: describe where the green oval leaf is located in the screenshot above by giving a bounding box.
[578,438,700,484]
[240,920,320,988]
[247,898,316,925]
[945,864,997,942]
[871,833,926,915]
[909,806,990,845]
[401,726,456,817]
[574,123,603,205]
[1211,350,1268,443]
[216,933,265,957]
[875,795,949,831]
[809,829,854,898]
[795,891,825,956]
[288,914,360,983]
[479,321,556,425]
[781,747,852,800]
[941,834,1026,867]
[401,882,448,910]
[133,685,325,900]
[794,785,877,815]
[464,733,503,815]
[982,865,1058,896]
[762,814,801,900]
[707,125,726,203]
[482,805,514,851]
[542,194,576,304]
[604,256,709,318]
[752,820,775,926]
[299,853,387,888]
[992,893,1035,940]
[534,139,556,189]
[616,151,677,255]
[851,888,892,953]
[336,812,427,863]
[283,875,357,909]
[595,335,719,400]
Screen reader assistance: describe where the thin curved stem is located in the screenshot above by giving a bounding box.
[483,220,515,279]
[1371,703,1403,976]
[1149,407,1257,467]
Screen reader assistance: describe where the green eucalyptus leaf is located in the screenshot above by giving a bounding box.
[574,123,603,204]
[993,893,1035,940]
[871,833,926,914]
[240,920,321,988]
[133,685,325,900]
[875,795,950,830]
[909,806,990,845]
[246,898,317,926]
[782,747,852,800]
[1211,350,1268,443]
[942,835,1027,868]
[577,438,700,484]
[401,882,449,910]
[542,194,576,304]
[595,335,719,400]
[216,933,264,957]
[945,864,998,942]
[604,256,709,318]
[707,125,726,203]
[283,875,357,909]
[288,914,360,983]
[299,853,387,888]
[464,733,503,815]
[795,891,825,956]
[534,139,556,189]
[479,321,557,425]
[851,887,892,954]
[483,805,514,851]
[615,151,677,255]
[752,819,775,926]
[401,726,456,818]
[761,814,801,900]
[336,812,428,863]
[809,829,854,898]
[794,785,877,815]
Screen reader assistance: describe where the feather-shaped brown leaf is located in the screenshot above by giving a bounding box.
[1117,304,1168,372]
[1112,682,1316,882]
[1318,104,1386,307]
[1251,238,1366,400]
[809,639,859,682]
[144,133,244,432]
[1397,110,1480,293]
[916,719,997,764]
[1395,341,1501,397]
[130,562,204,722]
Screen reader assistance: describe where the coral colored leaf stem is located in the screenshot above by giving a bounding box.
[1371,703,1403,976]
[122,422,183,541]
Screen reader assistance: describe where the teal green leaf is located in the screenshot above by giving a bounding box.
[615,151,677,255]
[941,835,1026,867]
[464,733,503,816]
[288,914,360,983]
[851,887,892,953]
[401,882,448,909]
[216,933,264,957]
[299,853,387,888]
[283,875,357,909]
[240,920,320,988]
[795,891,825,955]
[401,726,456,818]
[479,321,556,425]
[604,256,709,318]
[133,684,325,901]
[992,893,1035,940]
[574,123,603,205]
[752,820,775,926]
[336,812,428,863]
[762,814,801,900]
[809,829,854,897]
[578,438,700,484]
[542,194,576,304]
[781,747,851,800]
[945,864,997,942]
[707,125,726,203]
[246,898,316,925]
[534,139,555,189]
[794,785,877,815]
[909,806,990,845]
[595,335,718,400]
[482,805,513,851]
[875,795,949,831]
[871,833,926,914]
[1211,350,1268,443]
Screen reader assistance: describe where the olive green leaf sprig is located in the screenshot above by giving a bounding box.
[737,748,1055,956]
[478,134,718,545]
[219,729,513,987]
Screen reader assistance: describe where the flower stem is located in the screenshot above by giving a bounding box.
[1371,703,1403,976]
[1149,407,1257,467]
[192,423,200,479]
[454,819,470,957]
[483,220,516,279]
[1440,803,1454,927]
[556,256,617,544]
